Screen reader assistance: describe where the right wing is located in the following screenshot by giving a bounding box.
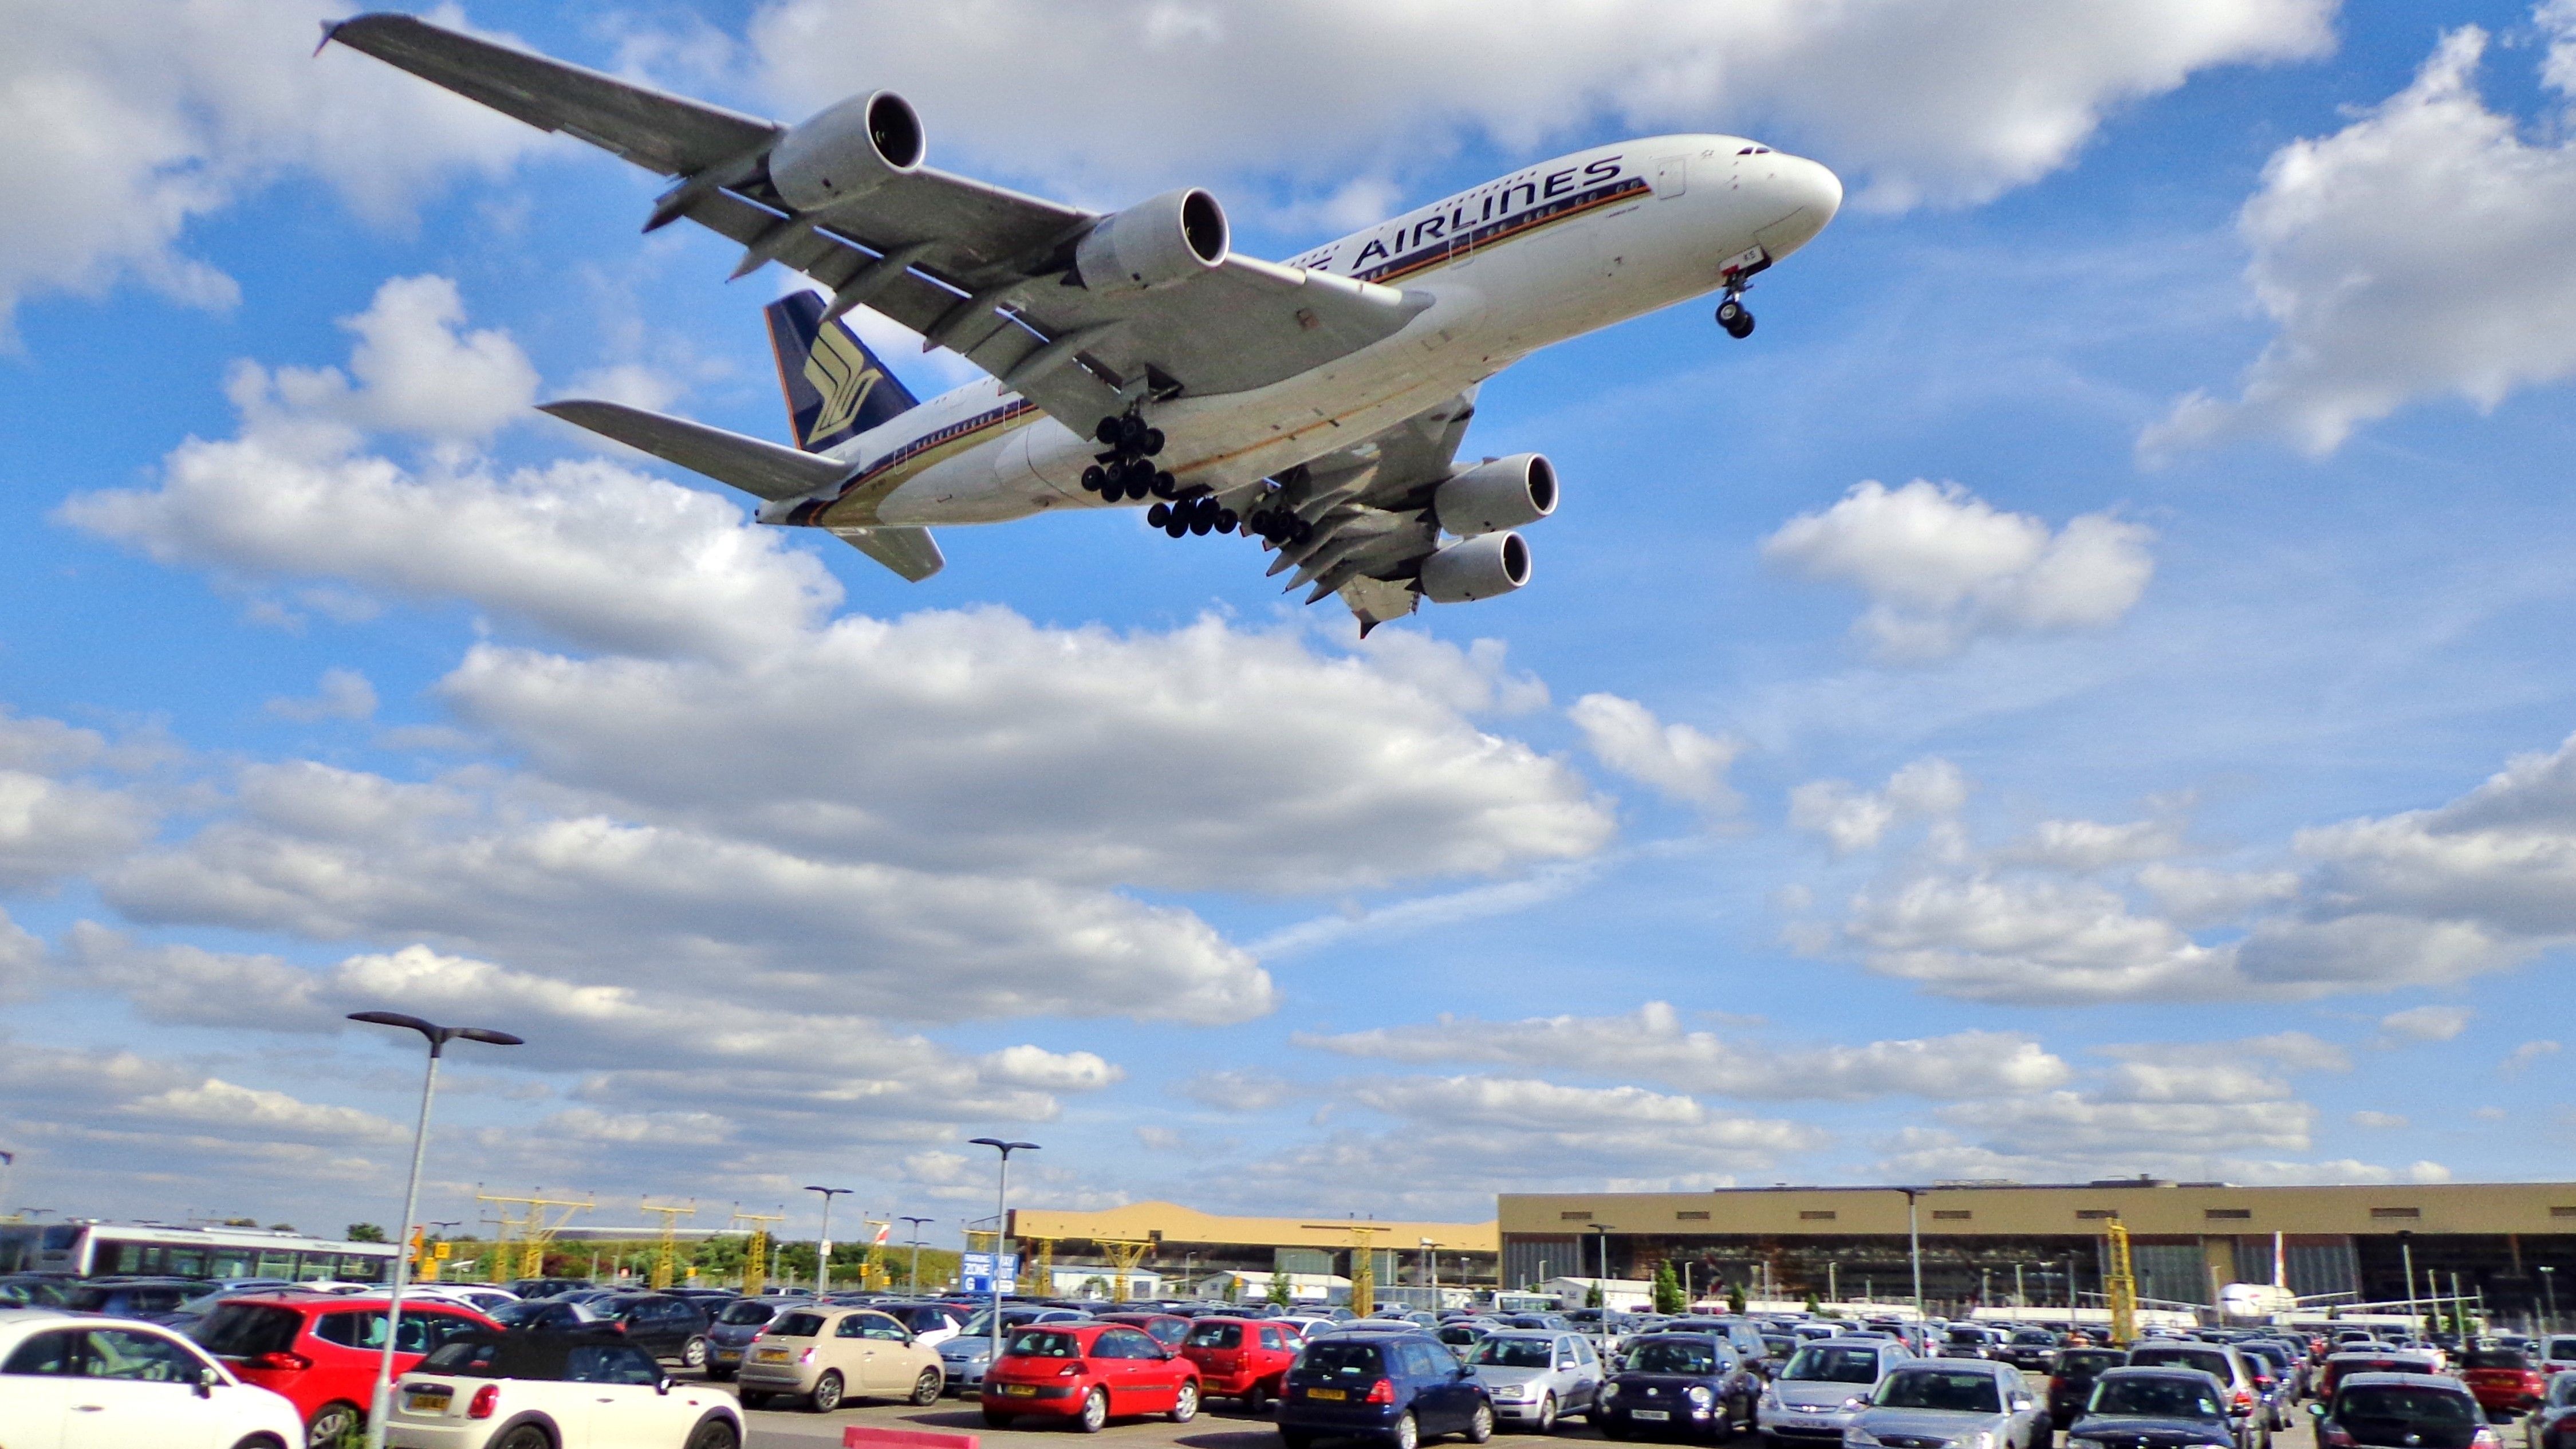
[1238,389,1483,634]
[326,15,1426,432]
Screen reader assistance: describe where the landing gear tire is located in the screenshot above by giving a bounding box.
[1125,472,1152,502]
[1151,471,1178,500]
[1716,298,1755,338]
[1082,465,1106,493]
[1148,503,1171,527]
[1140,427,1165,456]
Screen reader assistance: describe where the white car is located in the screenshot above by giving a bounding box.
[0,1305,305,1449]
[387,1330,742,1449]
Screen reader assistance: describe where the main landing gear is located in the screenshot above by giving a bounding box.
[1081,412,1175,502]
[1147,495,1238,538]
[1715,294,1755,338]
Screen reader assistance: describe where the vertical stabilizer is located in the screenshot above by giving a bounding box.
[765,292,921,452]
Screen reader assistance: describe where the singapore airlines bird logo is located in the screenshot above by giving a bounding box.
[803,322,884,444]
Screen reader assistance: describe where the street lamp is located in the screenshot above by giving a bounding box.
[345,1010,522,1449]
[806,1186,852,1293]
[969,1139,1040,1368]
[1589,1225,1618,1308]
[1423,1238,1440,1308]
[1895,1188,1926,1323]
[900,1216,933,1292]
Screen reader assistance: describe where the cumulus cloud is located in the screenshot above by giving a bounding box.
[2375,1005,2472,1045]
[0,0,538,333]
[265,275,539,442]
[2352,1110,2409,1129]
[265,668,378,724]
[1789,756,1967,855]
[1299,1002,2070,1101]
[750,0,2331,213]
[2146,22,2576,456]
[2001,818,2188,873]
[1568,694,1740,813]
[1763,481,2154,660]
[2503,1040,2562,1076]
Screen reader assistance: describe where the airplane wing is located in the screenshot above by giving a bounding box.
[325,14,1427,432]
[1232,389,1482,635]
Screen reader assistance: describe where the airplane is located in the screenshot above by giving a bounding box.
[324,14,1842,632]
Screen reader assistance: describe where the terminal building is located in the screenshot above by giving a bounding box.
[1007,1201,1498,1305]
[1498,1180,2576,1320]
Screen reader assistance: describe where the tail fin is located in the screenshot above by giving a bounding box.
[765,292,921,452]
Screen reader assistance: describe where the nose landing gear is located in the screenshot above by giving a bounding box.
[1716,296,1754,339]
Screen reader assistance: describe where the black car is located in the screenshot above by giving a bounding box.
[2001,1330,2065,1372]
[57,1276,199,1319]
[584,1292,715,1369]
[1597,1332,1762,1440]
[2311,1373,2494,1449]
[1277,1330,1494,1449]
[2066,1366,2252,1449]
[2051,1349,2132,1431]
[507,1277,596,1300]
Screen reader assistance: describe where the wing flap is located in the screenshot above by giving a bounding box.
[538,400,849,501]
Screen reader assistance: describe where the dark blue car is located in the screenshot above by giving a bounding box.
[1279,1330,1495,1449]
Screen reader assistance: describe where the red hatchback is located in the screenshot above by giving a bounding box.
[1180,1316,1303,1408]
[188,1293,499,1447]
[2463,1348,2550,1418]
[983,1321,1203,1433]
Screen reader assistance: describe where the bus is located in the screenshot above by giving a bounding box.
[0,1220,396,1283]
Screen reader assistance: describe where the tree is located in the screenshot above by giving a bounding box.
[1726,1281,1747,1314]
[1652,1261,1686,1315]
[1586,1281,1604,1308]
[1269,1271,1294,1308]
[345,1224,388,1243]
[220,1218,259,1228]
[1805,1292,1821,1315]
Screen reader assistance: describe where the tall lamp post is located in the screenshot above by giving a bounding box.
[2398,1231,2420,1329]
[969,1139,1040,1369]
[806,1186,852,1293]
[346,1010,522,1449]
[1589,1225,1618,1307]
[1896,1188,1927,1324]
[899,1215,933,1292]
[2540,1265,2558,1334]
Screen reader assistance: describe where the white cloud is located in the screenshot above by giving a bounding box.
[1180,1070,1299,1113]
[1569,694,1740,812]
[2145,23,2576,456]
[1842,871,2244,1003]
[2351,1110,2409,1129]
[2503,1040,2562,1076]
[2375,1005,2472,1045]
[1789,757,1966,855]
[1763,481,2154,660]
[1299,1002,2070,1101]
[0,0,539,333]
[269,275,539,442]
[750,0,2332,213]
[2136,863,2300,926]
[2001,818,2187,873]
[265,668,378,724]
[978,1046,1125,1092]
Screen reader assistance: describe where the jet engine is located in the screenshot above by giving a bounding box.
[1419,531,1531,604]
[1435,453,1557,536]
[1076,189,1230,293]
[770,91,925,212]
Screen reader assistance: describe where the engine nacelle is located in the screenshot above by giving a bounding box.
[1435,453,1558,537]
[770,90,925,212]
[1076,189,1230,294]
[1418,531,1531,604]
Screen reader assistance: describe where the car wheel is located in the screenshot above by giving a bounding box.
[683,1336,709,1369]
[1537,1393,1558,1432]
[1078,1386,1110,1434]
[306,1402,363,1449]
[1392,1409,1422,1449]
[739,1390,771,1409]
[984,1409,1016,1428]
[1468,1402,1496,1443]
[494,1428,552,1449]
[911,1367,943,1406]
[1246,1380,1271,1413]
[686,1419,740,1449]
[812,1369,844,1413]
[229,1438,290,1449]
[1172,1380,1202,1423]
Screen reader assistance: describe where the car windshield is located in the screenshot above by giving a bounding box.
[2550,1339,2576,1360]
[1878,1370,2004,1413]
[2464,1351,2527,1369]
[770,1312,827,1338]
[1949,1329,1990,1344]
[1624,1340,1719,1376]
[718,1301,780,1326]
[419,1338,503,1376]
[1009,1330,1082,1358]
[1302,1342,1385,1379]
[2338,1387,2477,1424]
[1187,1323,1243,1349]
[1471,1338,1557,1369]
[2093,1377,2225,1419]
[1785,1346,1884,1384]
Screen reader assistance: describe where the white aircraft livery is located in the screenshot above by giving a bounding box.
[326,14,1843,632]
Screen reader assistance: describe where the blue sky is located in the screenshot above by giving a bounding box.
[5,0,2576,1243]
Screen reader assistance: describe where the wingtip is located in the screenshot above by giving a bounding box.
[313,18,343,56]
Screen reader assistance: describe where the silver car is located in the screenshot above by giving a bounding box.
[935,1306,1088,1395]
[1763,1338,1913,1446]
[1845,1360,2045,1449]
[1467,1330,1605,1431]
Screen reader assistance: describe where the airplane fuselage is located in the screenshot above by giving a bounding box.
[760,136,1841,533]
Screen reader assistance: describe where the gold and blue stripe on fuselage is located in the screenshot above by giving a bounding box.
[786,395,1043,525]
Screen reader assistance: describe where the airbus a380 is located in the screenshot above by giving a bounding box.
[328,14,1842,632]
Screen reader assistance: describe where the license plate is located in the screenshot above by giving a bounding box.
[1632,1409,1671,1421]
[1005,1384,1038,1397]
[757,1348,789,1361]
[715,1348,740,1360]
[1308,1387,1347,1401]
[405,1388,452,1413]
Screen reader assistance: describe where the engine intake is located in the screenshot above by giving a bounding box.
[1076,189,1230,293]
[1418,532,1531,604]
[771,90,924,212]
[1435,453,1557,536]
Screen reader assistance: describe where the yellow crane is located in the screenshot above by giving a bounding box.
[1306,1224,1388,1318]
[1026,1237,1057,1297]
[640,1200,697,1290]
[476,1189,594,1281]
[730,1207,786,1297]
[1088,1238,1156,1303]
[2103,1220,2138,1347]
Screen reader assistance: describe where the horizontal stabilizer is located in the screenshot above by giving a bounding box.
[538,399,850,502]
[826,525,943,582]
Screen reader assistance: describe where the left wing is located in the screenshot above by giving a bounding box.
[326,15,1425,432]
[1235,390,1482,634]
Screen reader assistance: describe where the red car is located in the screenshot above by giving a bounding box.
[1179,1316,1302,1408]
[2463,1348,2550,1417]
[188,1292,499,1447]
[1096,1311,1192,1351]
[982,1321,1202,1433]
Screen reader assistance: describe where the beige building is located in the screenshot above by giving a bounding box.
[1007,1201,1497,1297]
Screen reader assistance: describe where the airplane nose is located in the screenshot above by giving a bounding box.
[1755,154,1842,257]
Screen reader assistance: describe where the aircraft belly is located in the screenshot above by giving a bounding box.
[871,438,1055,525]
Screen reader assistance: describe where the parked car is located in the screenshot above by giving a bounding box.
[2526,1372,2576,1449]
[2540,1340,2576,1381]
[1596,1330,1762,1440]
[385,1327,743,1448]
[1279,1329,1493,1449]
[938,1305,1092,1395]
[2238,1340,2306,1412]
[505,1278,594,1300]
[1180,1314,1303,1409]
[1760,1336,1911,1446]
[2129,1341,2268,1446]
[1439,1321,1500,1353]
[488,1297,609,1333]
[2049,1348,2130,1432]
[884,1301,966,1348]
[2319,1351,2446,1404]
[580,1293,713,1369]
[1465,1329,1605,1431]
[1999,1330,2064,1372]
[735,1305,944,1413]
[0,1305,306,1448]
[2464,1348,2551,1419]
[1845,1359,2047,1449]
[703,1295,810,1381]
[57,1275,201,1321]
[188,1291,501,1448]
[2311,1372,2499,1449]
[2064,1366,2253,1449]
[1097,1311,1194,1350]
[0,1274,77,1308]
[1942,1326,2006,1361]
[982,1320,1200,1432]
